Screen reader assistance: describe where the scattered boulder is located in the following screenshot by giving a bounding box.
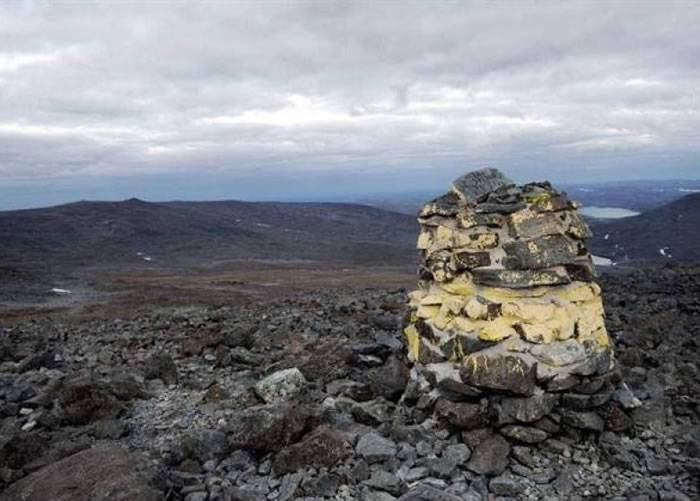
[143,352,178,386]
[254,368,306,403]
[356,432,397,464]
[272,426,351,475]
[368,355,409,401]
[56,376,125,425]
[227,403,311,456]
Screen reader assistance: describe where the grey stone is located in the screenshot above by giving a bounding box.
[489,474,523,496]
[397,484,463,501]
[466,434,510,476]
[362,489,399,501]
[500,425,549,444]
[427,454,458,478]
[442,443,471,465]
[254,368,306,404]
[143,352,178,385]
[471,267,571,288]
[420,192,461,218]
[531,340,586,367]
[561,392,612,410]
[356,433,397,464]
[365,470,403,496]
[434,399,482,430]
[453,251,491,270]
[352,398,394,426]
[493,392,558,424]
[503,234,580,270]
[612,383,642,409]
[179,428,228,463]
[560,410,604,431]
[272,426,351,475]
[308,473,342,497]
[451,168,514,205]
[227,403,311,455]
[460,354,536,396]
[403,467,429,482]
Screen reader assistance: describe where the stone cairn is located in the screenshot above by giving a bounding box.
[404,168,637,447]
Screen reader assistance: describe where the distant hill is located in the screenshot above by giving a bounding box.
[590,193,700,262]
[0,199,419,271]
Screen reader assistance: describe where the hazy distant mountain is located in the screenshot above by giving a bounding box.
[590,193,700,262]
[359,179,700,215]
[0,199,418,271]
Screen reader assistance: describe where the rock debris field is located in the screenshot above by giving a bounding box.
[0,265,698,500]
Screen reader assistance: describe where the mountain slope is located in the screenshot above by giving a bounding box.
[0,199,419,270]
[590,193,700,262]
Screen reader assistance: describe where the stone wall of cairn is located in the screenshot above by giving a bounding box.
[404,168,637,443]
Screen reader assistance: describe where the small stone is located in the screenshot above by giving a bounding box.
[442,443,471,465]
[466,434,510,476]
[560,410,604,431]
[612,383,641,409]
[460,354,536,396]
[397,484,462,501]
[503,234,580,270]
[365,470,402,496]
[143,351,178,385]
[272,426,351,475]
[356,433,397,464]
[489,474,523,496]
[472,268,571,288]
[254,368,306,404]
[434,399,482,430]
[531,340,586,367]
[500,425,549,444]
[493,392,558,424]
[451,168,514,204]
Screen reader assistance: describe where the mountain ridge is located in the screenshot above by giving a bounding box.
[590,193,700,262]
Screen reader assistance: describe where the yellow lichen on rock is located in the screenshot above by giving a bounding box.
[478,317,518,342]
[405,168,612,370]
[403,324,421,360]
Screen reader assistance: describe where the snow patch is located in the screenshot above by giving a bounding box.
[604,233,609,240]
[678,188,700,193]
[51,288,72,294]
[592,255,613,267]
[659,247,672,258]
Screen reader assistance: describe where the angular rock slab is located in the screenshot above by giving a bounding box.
[460,353,537,396]
[451,168,514,204]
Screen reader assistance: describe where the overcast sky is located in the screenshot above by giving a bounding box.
[1,1,699,209]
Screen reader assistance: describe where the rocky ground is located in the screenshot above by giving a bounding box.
[0,264,698,500]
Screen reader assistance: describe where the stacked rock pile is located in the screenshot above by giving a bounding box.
[404,168,637,443]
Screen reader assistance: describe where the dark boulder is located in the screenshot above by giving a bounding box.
[272,426,351,475]
[460,354,536,396]
[227,403,311,456]
[143,352,178,385]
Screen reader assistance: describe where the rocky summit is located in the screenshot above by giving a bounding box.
[0,171,698,500]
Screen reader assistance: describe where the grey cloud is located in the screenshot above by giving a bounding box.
[0,0,698,208]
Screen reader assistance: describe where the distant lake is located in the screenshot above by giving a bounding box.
[580,206,640,219]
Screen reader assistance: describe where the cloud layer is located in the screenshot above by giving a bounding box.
[0,1,698,206]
